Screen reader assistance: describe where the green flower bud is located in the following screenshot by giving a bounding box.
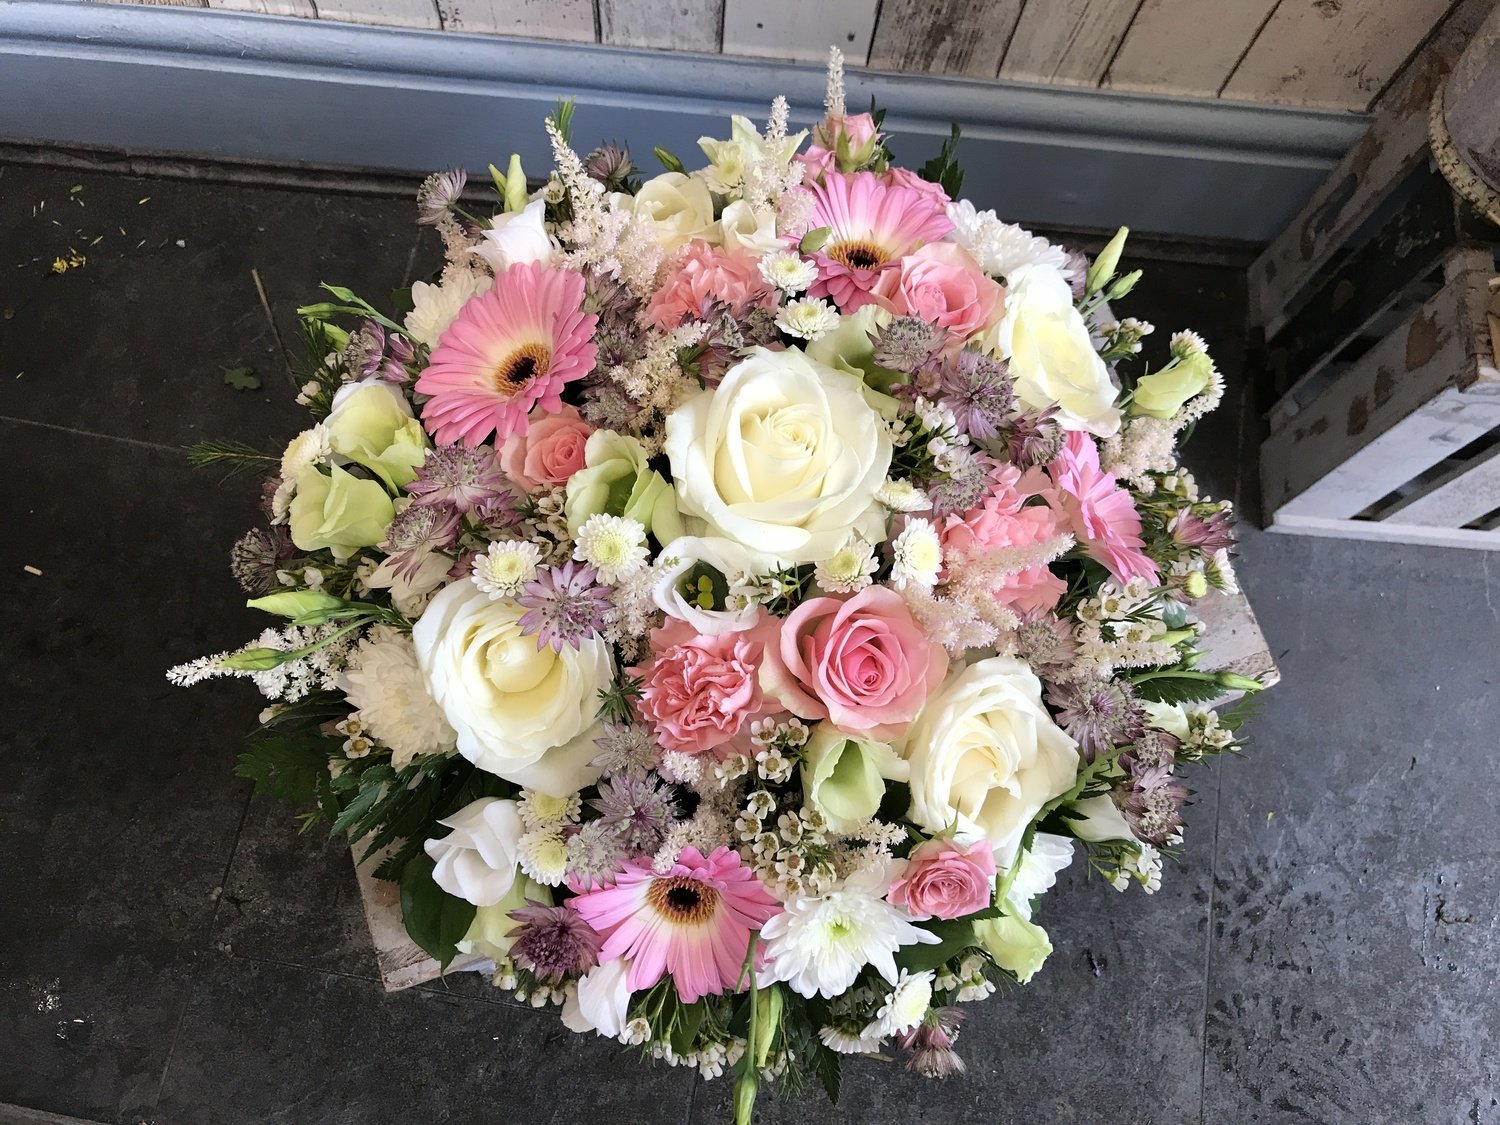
[503,154,529,213]
[974,911,1053,984]
[246,590,346,620]
[1105,269,1143,300]
[1217,671,1264,694]
[220,647,293,672]
[1086,226,1129,294]
[1131,352,1213,419]
[752,984,783,1069]
[733,1071,759,1125]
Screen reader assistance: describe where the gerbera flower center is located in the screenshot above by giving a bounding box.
[828,240,888,271]
[648,876,719,925]
[493,342,552,396]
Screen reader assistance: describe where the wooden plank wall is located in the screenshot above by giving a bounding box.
[96,0,1482,112]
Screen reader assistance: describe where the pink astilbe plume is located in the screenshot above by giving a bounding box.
[806,171,953,312]
[416,262,598,446]
[1047,431,1159,584]
[569,845,780,1003]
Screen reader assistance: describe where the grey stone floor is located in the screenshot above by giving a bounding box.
[1,161,1496,1125]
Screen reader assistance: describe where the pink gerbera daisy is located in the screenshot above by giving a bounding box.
[806,171,953,312]
[415,262,598,446]
[569,845,780,1003]
[1047,431,1160,584]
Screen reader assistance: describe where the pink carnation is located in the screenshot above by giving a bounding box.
[761,586,947,738]
[643,243,777,331]
[940,464,1066,614]
[888,838,998,921]
[497,404,591,493]
[1047,431,1159,584]
[873,242,1004,350]
[634,618,770,754]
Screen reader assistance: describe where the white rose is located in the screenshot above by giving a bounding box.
[424,797,524,906]
[404,270,492,349]
[663,346,892,566]
[611,173,717,252]
[651,535,763,636]
[995,263,1122,437]
[413,580,613,795]
[472,198,555,273]
[717,200,783,256]
[903,655,1082,864]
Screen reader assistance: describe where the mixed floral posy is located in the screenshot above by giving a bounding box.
[172,50,1261,1118]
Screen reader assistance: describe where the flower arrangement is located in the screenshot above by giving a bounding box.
[171,50,1262,1120]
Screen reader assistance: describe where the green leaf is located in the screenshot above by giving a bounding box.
[670,999,704,1055]
[894,919,980,974]
[798,226,832,253]
[917,122,964,199]
[223,366,261,392]
[330,765,394,836]
[809,1042,842,1104]
[1133,675,1227,705]
[234,736,335,806]
[399,852,477,969]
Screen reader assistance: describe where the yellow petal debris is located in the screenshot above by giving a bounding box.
[50,252,86,274]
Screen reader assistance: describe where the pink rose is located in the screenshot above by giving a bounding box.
[762,586,947,737]
[498,404,591,493]
[883,166,951,207]
[888,837,997,920]
[873,242,1004,349]
[800,113,880,182]
[634,618,769,754]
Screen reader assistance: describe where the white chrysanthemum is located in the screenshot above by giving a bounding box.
[890,518,942,590]
[272,425,332,522]
[341,627,455,767]
[517,789,582,831]
[759,249,818,294]
[517,828,568,887]
[760,870,941,999]
[404,269,493,349]
[818,1024,883,1055]
[874,969,934,1035]
[776,296,841,342]
[472,540,543,600]
[945,200,1068,279]
[875,477,931,513]
[814,536,878,594]
[1169,330,1209,359]
[572,514,648,584]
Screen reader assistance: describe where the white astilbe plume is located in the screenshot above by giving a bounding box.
[546,117,663,297]
[1104,353,1223,485]
[609,322,706,443]
[824,46,846,118]
[167,624,355,702]
[740,96,808,212]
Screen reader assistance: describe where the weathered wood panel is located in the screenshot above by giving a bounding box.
[866,0,1022,78]
[998,0,1143,87]
[1247,0,1496,329]
[353,846,488,992]
[599,0,720,52]
[721,0,878,63]
[207,0,316,16]
[94,0,208,8]
[436,0,593,39]
[1195,586,1281,692]
[1268,511,1500,550]
[1221,0,1453,110]
[1384,441,1500,527]
[1104,0,1277,98]
[315,0,439,28]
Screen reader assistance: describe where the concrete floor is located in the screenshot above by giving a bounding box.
[0,160,1496,1125]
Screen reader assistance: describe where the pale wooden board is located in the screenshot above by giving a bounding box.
[315,0,439,27]
[1269,511,1500,550]
[92,0,208,7]
[1246,0,1497,330]
[1264,268,1500,520]
[599,0,720,51]
[721,0,878,63]
[353,846,487,992]
[1221,0,1453,110]
[866,0,1023,78]
[207,0,316,16]
[436,0,594,38]
[1104,0,1278,98]
[1194,586,1281,691]
[1383,441,1500,527]
[998,0,1144,87]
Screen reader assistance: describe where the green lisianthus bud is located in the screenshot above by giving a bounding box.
[220,647,293,672]
[503,154,529,213]
[1105,269,1143,300]
[752,984,783,1069]
[246,590,346,620]
[1086,226,1129,294]
[1131,352,1213,419]
[1217,671,1265,694]
[733,1071,759,1125]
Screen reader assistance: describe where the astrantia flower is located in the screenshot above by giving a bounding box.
[517,561,613,651]
[591,721,661,778]
[572,514,648,584]
[896,1009,966,1078]
[806,172,953,312]
[875,969,935,1035]
[406,445,511,512]
[938,352,1014,441]
[229,526,293,596]
[341,627,455,767]
[1013,611,1077,678]
[508,901,604,982]
[569,846,781,1003]
[872,315,947,375]
[760,868,940,999]
[759,249,818,294]
[518,828,570,886]
[416,262,599,447]
[471,539,543,600]
[890,518,943,591]
[1170,507,1234,554]
[383,502,462,580]
[589,774,679,853]
[1046,676,1144,761]
[1114,765,1190,847]
[814,535,879,594]
[1004,406,1065,469]
[566,819,631,889]
[776,296,841,341]
[416,167,467,225]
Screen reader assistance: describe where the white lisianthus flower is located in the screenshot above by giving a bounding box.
[1002,832,1075,921]
[874,970,934,1035]
[663,346,892,566]
[776,297,841,342]
[889,518,943,591]
[610,173,717,252]
[404,269,493,349]
[697,114,808,194]
[903,656,1082,864]
[413,580,613,795]
[759,249,818,294]
[561,957,631,1038]
[340,626,455,767]
[471,539,543,600]
[423,797,525,906]
[651,536,763,636]
[359,550,451,617]
[572,513,648,584]
[472,197,555,274]
[718,200,784,256]
[995,263,1122,437]
[1067,793,1135,843]
[760,868,940,999]
[945,200,1068,279]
